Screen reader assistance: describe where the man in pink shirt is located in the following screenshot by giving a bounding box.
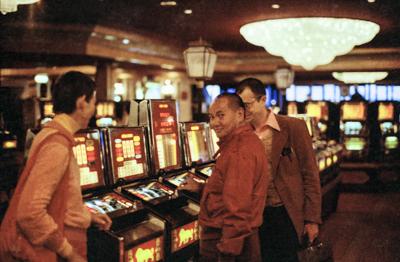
[0,71,112,262]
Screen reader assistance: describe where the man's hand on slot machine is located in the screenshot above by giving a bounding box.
[178,176,202,193]
[91,213,112,231]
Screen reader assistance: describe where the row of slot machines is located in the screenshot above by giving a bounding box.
[291,115,343,185]
[288,101,399,162]
[73,99,218,262]
[340,101,399,161]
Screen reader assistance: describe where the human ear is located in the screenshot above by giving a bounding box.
[75,95,87,112]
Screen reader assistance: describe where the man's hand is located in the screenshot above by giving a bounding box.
[91,213,112,231]
[303,223,319,243]
[178,176,203,192]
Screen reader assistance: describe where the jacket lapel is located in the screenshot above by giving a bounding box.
[271,116,289,176]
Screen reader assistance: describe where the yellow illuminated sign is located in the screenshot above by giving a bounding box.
[3,140,17,149]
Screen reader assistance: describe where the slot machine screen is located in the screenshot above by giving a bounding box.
[185,123,211,163]
[380,122,395,134]
[199,166,213,177]
[341,102,366,120]
[343,122,363,135]
[385,136,399,149]
[84,192,135,217]
[165,172,206,187]
[209,129,219,158]
[73,130,104,191]
[126,181,174,202]
[378,103,394,121]
[287,102,298,116]
[151,101,180,171]
[43,102,54,117]
[306,102,328,121]
[109,128,147,182]
[344,137,366,151]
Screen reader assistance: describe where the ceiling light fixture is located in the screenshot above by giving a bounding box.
[367,0,376,3]
[184,9,192,14]
[183,39,217,81]
[160,1,177,7]
[271,4,280,9]
[332,71,388,84]
[122,38,130,45]
[1,0,39,15]
[240,17,380,70]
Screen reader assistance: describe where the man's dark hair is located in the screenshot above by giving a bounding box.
[236,77,266,97]
[52,71,96,114]
[215,93,245,111]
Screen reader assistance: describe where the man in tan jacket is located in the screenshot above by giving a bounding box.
[237,78,322,262]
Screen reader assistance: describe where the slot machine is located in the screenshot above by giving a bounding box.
[39,100,55,127]
[377,102,399,157]
[180,122,215,180]
[0,126,19,191]
[73,128,166,262]
[340,101,369,161]
[96,101,117,127]
[122,99,201,261]
[305,101,329,139]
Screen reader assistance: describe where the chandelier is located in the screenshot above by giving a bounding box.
[240,17,380,70]
[183,39,217,81]
[332,71,388,84]
[1,0,39,14]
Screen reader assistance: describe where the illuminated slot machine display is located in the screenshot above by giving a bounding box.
[39,101,55,127]
[96,101,117,127]
[292,115,329,173]
[73,129,165,262]
[340,102,369,161]
[122,99,201,261]
[287,101,299,116]
[305,101,329,139]
[377,102,399,156]
[180,122,215,179]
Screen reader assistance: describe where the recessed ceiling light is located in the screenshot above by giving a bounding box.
[367,0,376,2]
[160,1,177,6]
[161,64,175,70]
[104,35,116,41]
[122,38,130,45]
[272,4,280,9]
[184,9,192,14]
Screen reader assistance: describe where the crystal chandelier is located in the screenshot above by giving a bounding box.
[240,17,380,70]
[1,0,39,15]
[332,71,388,84]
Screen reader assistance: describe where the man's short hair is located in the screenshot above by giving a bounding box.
[52,71,96,114]
[236,78,266,97]
[215,93,245,111]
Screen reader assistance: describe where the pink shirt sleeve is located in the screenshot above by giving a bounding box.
[16,141,73,256]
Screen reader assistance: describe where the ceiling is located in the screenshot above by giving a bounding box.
[2,0,400,84]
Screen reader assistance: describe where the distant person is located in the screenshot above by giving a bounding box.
[237,78,321,262]
[0,71,112,262]
[350,89,366,102]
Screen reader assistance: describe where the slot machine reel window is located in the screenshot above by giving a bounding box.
[152,102,180,170]
[165,172,206,188]
[344,137,366,151]
[186,124,211,163]
[73,130,104,190]
[84,192,136,217]
[109,129,147,182]
[343,122,363,135]
[126,181,175,202]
